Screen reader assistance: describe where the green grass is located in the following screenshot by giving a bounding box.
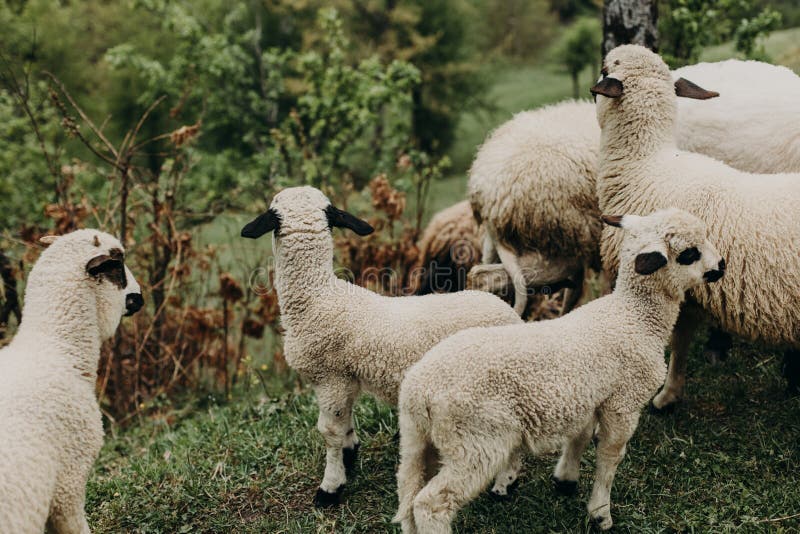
[700,27,800,74]
[88,338,800,532]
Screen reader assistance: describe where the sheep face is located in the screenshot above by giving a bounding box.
[603,208,724,299]
[39,230,143,340]
[240,186,374,240]
[591,45,719,129]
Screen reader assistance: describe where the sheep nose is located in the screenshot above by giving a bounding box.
[703,259,726,283]
[125,293,144,316]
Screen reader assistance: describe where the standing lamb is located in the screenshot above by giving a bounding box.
[469,59,800,316]
[240,186,522,507]
[591,44,800,410]
[0,230,143,534]
[393,208,725,532]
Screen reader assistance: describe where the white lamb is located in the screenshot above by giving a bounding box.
[394,208,725,532]
[468,59,800,316]
[240,186,522,507]
[591,44,800,409]
[0,230,143,533]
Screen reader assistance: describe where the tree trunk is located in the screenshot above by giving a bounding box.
[571,70,579,99]
[602,0,658,57]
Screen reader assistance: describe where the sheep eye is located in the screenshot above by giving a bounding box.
[677,247,701,265]
[601,67,608,78]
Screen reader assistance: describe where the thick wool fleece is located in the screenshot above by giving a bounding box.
[255,187,522,502]
[0,230,140,534]
[596,45,800,349]
[468,59,800,312]
[394,209,723,533]
[408,200,483,295]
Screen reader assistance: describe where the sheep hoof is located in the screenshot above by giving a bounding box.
[551,475,578,496]
[589,514,613,531]
[343,443,360,473]
[488,479,518,501]
[703,348,728,365]
[313,486,343,508]
[648,399,676,415]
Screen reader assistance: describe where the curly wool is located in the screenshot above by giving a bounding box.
[0,230,140,534]
[469,59,800,295]
[394,209,723,533]
[596,45,800,349]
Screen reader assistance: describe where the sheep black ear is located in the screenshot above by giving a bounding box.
[241,209,281,239]
[634,251,668,275]
[674,77,719,100]
[325,205,374,236]
[601,215,624,228]
[86,255,127,288]
[590,77,623,98]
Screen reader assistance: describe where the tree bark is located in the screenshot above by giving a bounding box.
[602,0,658,57]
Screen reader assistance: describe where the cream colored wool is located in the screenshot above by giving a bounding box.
[242,186,522,505]
[468,59,800,315]
[0,230,142,534]
[595,44,800,409]
[408,200,482,295]
[393,209,724,533]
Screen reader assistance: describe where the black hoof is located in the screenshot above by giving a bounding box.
[343,443,360,473]
[703,349,727,365]
[782,350,800,396]
[551,475,578,496]
[313,486,343,508]
[589,515,611,531]
[648,399,676,415]
[393,430,400,442]
[488,479,518,501]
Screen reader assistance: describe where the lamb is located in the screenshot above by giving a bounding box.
[0,230,143,533]
[393,208,725,532]
[468,59,800,316]
[591,44,800,410]
[239,186,523,507]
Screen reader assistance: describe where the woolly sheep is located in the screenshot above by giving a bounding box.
[468,59,800,316]
[0,230,143,533]
[393,208,725,532]
[240,186,522,507]
[591,44,800,410]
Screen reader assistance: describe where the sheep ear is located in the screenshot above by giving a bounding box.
[601,215,624,228]
[39,235,58,245]
[241,209,281,239]
[325,205,374,236]
[674,77,719,100]
[634,251,668,275]
[590,77,623,98]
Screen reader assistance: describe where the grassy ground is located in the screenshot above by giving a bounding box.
[88,338,800,532]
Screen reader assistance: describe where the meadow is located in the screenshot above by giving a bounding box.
[83,27,800,532]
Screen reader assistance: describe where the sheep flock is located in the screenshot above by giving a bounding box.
[1,46,798,533]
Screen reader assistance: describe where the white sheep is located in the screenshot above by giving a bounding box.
[591,44,800,410]
[393,208,725,532]
[468,59,800,316]
[0,230,143,533]
[240,186,523,507]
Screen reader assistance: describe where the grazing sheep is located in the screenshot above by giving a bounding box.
[240,186,522,507]
[407,200,482,295]
[591,44,800,409]
[469,59,800,316]
[393,208,725,532]
[0,230,143,534]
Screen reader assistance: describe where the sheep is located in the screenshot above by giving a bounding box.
[239,186,523,507]
[591,44,800,410]
[393,208,725,533]
[407,200,482,295]
[0,230,143,534]
[468,59,800,317]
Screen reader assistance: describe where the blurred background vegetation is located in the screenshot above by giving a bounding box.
[0,0,799,420]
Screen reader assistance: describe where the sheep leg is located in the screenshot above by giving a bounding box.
[47,490,90,534]
[652,305,701,411]
[782,350,800,396]
[413,437,513,534]
[495,243,529,316]
[587,410,640,531]
[313,378,360,507]
[703,327,732,364]
[560,265,585,315]
[552,415,595,495]
[481,232,498,264]
[395,414,436,534]
[489,447,523,499]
